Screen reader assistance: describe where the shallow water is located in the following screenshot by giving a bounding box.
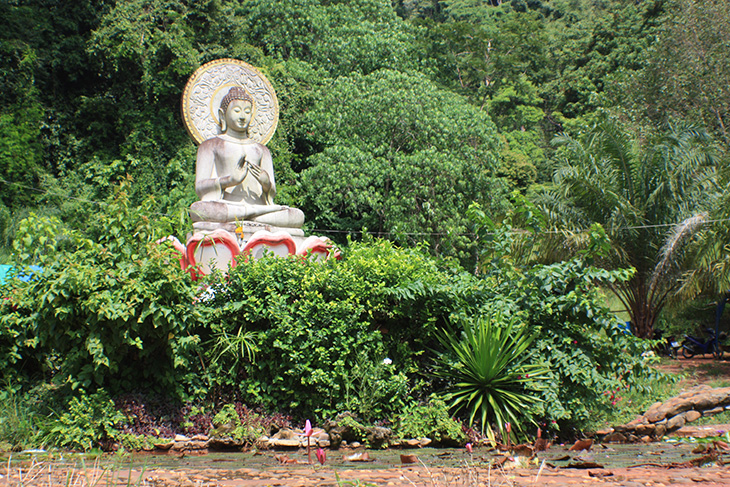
[3,441,712,472]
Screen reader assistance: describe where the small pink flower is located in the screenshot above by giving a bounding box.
[611,400,616,406]
[573,340,578,344]
[305,419,313,437]
[465,443,473,453]
[525,374,529,378]
[316,447,326,465]
[505,422,511,433]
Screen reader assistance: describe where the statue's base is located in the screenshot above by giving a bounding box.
[191,221,305,238]
[162,222,338,278]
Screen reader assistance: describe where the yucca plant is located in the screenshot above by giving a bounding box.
[434,313,549,441]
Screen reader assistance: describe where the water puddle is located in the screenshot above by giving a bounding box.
[2,440,715,472]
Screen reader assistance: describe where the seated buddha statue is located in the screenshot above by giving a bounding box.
[189,86,304,230]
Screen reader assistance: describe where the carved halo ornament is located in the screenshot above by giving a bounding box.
[181,58,279,145]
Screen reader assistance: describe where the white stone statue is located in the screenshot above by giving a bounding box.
[189,86,304,230]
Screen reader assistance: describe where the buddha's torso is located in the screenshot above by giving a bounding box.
[203,135,269,205]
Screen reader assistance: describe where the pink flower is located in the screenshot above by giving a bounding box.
[505,422,511,433]
[316,447,326,465]
[465,443,473,453]
[305,419,313,437]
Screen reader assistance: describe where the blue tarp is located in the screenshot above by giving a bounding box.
[0,264,42,285]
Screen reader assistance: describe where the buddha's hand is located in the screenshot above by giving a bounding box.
[248,163,272,191]
[228,155,250,184]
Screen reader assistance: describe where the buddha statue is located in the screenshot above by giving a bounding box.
[189,87,304,231]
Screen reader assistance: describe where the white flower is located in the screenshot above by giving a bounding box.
[382,358,393,365]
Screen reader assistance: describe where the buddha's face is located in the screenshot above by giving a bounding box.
[223,99,253,133]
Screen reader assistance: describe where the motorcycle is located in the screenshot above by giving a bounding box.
[654,329,680,359]
[681,328,725,359]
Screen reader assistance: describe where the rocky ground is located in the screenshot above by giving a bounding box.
[5,357,730,486]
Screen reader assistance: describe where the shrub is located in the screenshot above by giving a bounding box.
[2,185,203,397]
[392,397,467,446]
[42,389,124,451]
[203,239,458,421]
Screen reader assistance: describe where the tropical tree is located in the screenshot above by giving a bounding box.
[535,118,720,338]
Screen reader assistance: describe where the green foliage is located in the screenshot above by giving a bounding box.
[0,391,40,451]
[618,0,730,145]
[204,239,458,420]
[535,117,721,338]
[434,312,549,438]
[210,404,267,446]
[242,0,418,77]
[118,433,157,451]
[43,390,124,451]
[466,203,661,430]
[343,354,409,423]
[298,69,507,259]
[1,184,202,396]
[392,396,467,446]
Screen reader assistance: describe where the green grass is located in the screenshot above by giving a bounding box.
[0,392,41,451]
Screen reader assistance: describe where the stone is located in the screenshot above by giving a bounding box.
[684,410,701,423]
[635,424,655,436]
[654,424,667,438]
[666,414,686,431]
[366,427,392,449]
[703,406,725,416]
[272,429,297,440]
[267,438,301,449]
[603,432,627,443]
[418,437,432,448]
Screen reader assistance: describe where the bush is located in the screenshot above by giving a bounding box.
[392,397,467,446]
[203,239,459,421]
[42,389,124,451]
[1,185,202,397]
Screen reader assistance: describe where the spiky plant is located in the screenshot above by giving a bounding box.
[434,313,549,441]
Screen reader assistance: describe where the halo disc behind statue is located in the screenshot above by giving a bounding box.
[182,59,279,145]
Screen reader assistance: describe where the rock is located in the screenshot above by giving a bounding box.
[314,431,330,443]
[266,438,301,449]
[172,435,209,451]
[406,439,420,447]
[343,452,372,462]
[568,439,593,451]
[418,437,432,448]
[684,410,701,423]
[602,432,627,443]
[635,424,655,436]
[366,426,392,449]
[703,406,725,416]
[626,416,647,427]
[641,436,653,443]
[350,441,361,448]
[666,414,686,431]
[154,440,174,450]
[655,424,667,438]
[271,428,297,440]
[323,413,365,449]
[400,454,418,464]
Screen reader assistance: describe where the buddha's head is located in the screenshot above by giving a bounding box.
[218,87,255,134]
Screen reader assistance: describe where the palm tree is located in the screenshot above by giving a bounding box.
[535,118,720,338]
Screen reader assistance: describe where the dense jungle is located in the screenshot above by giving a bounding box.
[1,0,730,452]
